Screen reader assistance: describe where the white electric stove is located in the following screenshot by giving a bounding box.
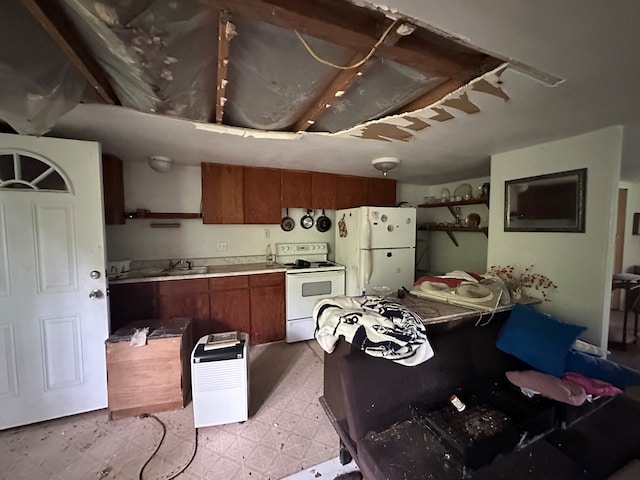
[275,242,345,343]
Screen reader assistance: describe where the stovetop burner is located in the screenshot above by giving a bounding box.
[275,242,344,272]
[282,260,344,271]
[316,261,334,267]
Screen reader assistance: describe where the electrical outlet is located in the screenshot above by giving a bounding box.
[264,228,270,239]
[216,241,227,252]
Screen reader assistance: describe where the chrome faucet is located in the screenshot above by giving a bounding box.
[169,259,192,270]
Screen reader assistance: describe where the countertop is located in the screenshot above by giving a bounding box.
[106,318,192,343]
[108,262,287,284]
[396,293,538,327]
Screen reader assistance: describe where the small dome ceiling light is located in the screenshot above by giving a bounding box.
[148,155,173,173]
[371,157,400,176]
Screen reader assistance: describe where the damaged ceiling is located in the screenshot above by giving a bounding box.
[2,0,640,184]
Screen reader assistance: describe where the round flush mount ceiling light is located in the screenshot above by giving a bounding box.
[148,155,173,173]
[371,157,400,176]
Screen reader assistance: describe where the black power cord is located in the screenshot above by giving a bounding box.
[138,413,199,480]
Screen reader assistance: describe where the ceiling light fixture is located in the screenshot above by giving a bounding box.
[372,157,400,176]
[148,155,173,173]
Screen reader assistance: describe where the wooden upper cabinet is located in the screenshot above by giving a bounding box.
[367,178,397,207]
[311,172,338,210]
[244,166,281,224]
[102,154,125,225]
[281,170,311,208]
[201,163,244,224]
[336,175,368,210]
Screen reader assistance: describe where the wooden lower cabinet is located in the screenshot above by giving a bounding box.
[109,272,285,346]
[249,273,286,345]
[108,282,157,333]
[106,318,192,420]
[157,278,210,345]
[210,273,285,345]
[209,276,251,339]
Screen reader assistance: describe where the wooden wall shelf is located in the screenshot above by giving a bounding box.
[418,198,488,208]
[125,212,202,219]
[418,225,488,246]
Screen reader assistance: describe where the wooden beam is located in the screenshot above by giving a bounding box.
[292,18,423,132]
[215,10,233,124]
[390,78,465,116]
[291,52,369,132]
[207,0,488,79]
[19,0,118,105]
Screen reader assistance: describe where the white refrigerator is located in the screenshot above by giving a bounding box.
[335,206,417,296]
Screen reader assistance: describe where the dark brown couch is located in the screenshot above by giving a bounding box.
[321,310,640,479]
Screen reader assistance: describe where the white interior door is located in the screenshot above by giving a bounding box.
[0,133,108,430]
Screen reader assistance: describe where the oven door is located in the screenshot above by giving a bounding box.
[286,270,345,321]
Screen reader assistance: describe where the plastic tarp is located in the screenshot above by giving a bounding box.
[310,58,448,133]
[58,0,218,120]
[0,1,86,135]
[224,16,355,131]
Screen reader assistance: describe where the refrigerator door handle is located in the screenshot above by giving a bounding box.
[363,210,372,250]
[363,249,373,288]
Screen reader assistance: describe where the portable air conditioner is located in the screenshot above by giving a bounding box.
[191,332,249,428]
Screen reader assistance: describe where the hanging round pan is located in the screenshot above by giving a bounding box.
[281,208,295,232]
[301,209,314,229]
[316,209,332,232]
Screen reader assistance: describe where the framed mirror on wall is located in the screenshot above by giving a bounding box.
[504,168,587,232]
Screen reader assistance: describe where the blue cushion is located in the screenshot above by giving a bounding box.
[496,303,586,376]
[565,350,640,388]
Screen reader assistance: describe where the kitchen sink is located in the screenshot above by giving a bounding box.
[162,266,208,276]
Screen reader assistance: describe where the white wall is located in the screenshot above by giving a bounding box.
[488,127,623,346]
[105,162,336,262]
[398,178,490,275]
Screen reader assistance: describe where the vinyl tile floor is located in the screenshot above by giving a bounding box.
[0,340,339,480]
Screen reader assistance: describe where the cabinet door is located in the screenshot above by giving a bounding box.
[157,279,210,345]
[281,170,311,208]
[249,273,285,345]
[367,178,397,207]
[102,154,125,224]
[108,282,158,333]
[201,162,244,224]
[244,166,282,224]
[209,276,251,338]
[337,175,368,209]
[311,172,338,209]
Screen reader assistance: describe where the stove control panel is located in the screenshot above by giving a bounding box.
[276,243,328,256]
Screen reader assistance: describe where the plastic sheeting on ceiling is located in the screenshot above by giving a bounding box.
[0,1,86,135]
[223,15,355,131]
[58,0,218,121]
[309,58,448,133]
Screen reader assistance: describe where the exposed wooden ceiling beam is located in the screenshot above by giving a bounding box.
[390,78,465,116]
[19,0,118,105]
[291,52,369,132]
[206,0,490,80]
[215,11,233,124]
[293,18,419,132]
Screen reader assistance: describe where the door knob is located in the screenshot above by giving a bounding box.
[89,289,104,299]
[90,270,101,279]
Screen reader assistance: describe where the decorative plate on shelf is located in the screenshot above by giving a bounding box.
[466,213,481,228]
[454,183,473,200]
[440,188,451,202]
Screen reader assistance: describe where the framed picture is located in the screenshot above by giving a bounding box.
[504,168,587,232]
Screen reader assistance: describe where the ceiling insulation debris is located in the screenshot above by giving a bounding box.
[2,0,504,138]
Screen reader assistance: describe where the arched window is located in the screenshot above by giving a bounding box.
[0,152,70,192]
